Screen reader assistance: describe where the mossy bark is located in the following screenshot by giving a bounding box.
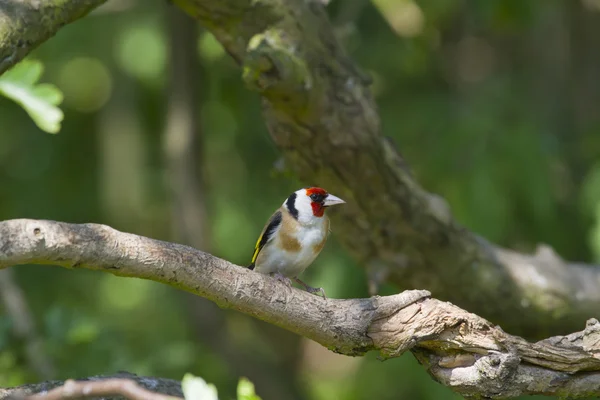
[0,0,106,74]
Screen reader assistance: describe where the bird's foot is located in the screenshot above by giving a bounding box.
[293,277,327,299]
[272,272,292,288]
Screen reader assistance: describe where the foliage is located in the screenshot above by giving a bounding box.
[0,59,64,134]
[236,377,262,400]
[181,374,262,400]
[182,374,219,400]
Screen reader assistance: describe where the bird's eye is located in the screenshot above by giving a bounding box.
[310,193,324,202]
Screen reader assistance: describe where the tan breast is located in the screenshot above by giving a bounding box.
[279,208,301,252]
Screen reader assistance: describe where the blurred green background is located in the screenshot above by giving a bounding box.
[1,0,600,399]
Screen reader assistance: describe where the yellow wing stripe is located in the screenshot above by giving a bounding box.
[251,232,264,264]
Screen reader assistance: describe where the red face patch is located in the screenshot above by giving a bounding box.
[306,187,328,217]
[311,202,325,217]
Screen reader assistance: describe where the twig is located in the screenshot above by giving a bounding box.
[22,378,181,400]
[0,372,184,400]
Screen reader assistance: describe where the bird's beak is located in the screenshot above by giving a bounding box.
[323,194,345,206]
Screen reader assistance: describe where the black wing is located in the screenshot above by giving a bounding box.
[248,210,282,269]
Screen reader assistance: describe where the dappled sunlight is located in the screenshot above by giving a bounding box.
[57,57,112,113]
[115,20,167,84]
[372,0,425,38]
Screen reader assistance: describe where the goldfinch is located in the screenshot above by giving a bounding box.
[248,187,346,298]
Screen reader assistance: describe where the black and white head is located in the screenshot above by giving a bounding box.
[283,187,345,224]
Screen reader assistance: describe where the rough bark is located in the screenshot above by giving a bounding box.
[170,0,600,339]
[0,0,106,74]
[1,0,599,340]
[1,219,600,399]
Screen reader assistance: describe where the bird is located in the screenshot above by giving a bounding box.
[247,187,346,298]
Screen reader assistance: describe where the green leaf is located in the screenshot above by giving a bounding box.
[181,373,219,400]
[0,59,64,134]
[237,377,262,400]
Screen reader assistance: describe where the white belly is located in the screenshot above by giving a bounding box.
[254,223,328,277]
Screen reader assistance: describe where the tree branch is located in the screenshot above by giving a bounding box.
[170,0,600,338]
[0,372,184,400]
[0,0,107,74]
[1,219,600,399]
[23,379,180,400]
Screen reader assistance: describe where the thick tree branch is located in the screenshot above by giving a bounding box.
[170,0,600,338]
[1,219,600,399]
[0,0,106,74]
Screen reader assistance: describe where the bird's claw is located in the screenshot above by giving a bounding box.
[293,277,327,299]
[306,286,327,299]
[272,272,292,288]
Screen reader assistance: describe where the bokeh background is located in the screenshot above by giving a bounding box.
[1,0,600,399]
